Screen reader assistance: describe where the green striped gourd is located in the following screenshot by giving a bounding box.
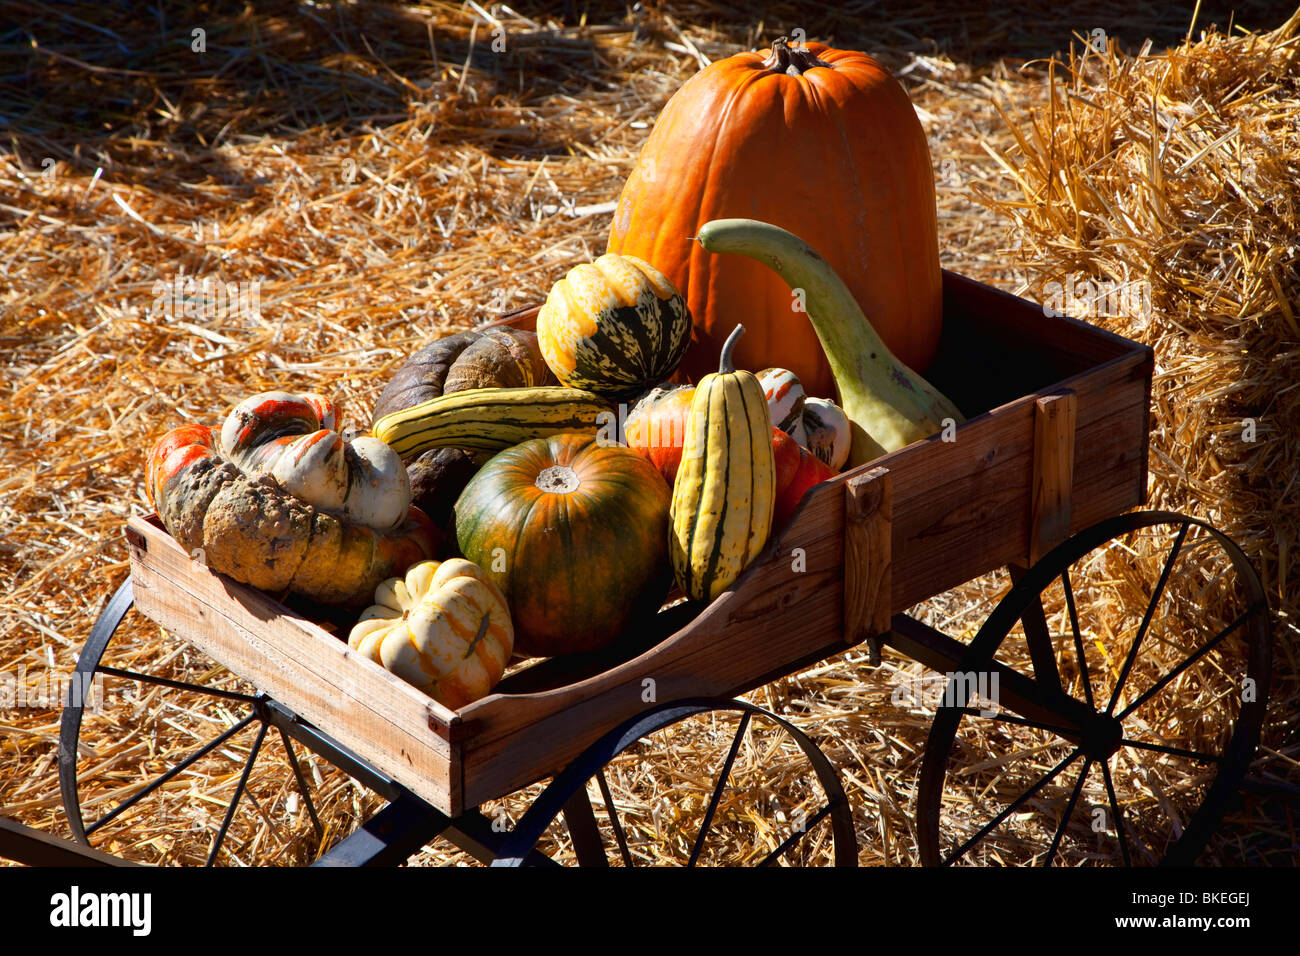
[669,325,775,602]
[372,386,610,457]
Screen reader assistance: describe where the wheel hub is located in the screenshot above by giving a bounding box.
[1080,713,1125,761]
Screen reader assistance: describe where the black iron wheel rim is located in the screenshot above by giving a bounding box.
[917,510,1271,867]
[57,578,325,864]
[491,697,858,867]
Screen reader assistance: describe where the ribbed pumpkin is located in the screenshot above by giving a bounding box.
[608,37,942,396]
[536,254,692,402]
[454,433,672,656]
[372,327,553,425]
[349,558,514,709]
[669,325,775,602]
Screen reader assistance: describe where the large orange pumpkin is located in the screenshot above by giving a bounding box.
[608,38,942,398]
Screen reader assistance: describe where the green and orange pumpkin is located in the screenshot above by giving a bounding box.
[536,254,692,402]
[454,433,672,656]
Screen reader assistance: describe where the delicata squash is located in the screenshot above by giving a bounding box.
[669,325,776,602]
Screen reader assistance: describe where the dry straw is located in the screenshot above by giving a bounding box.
[2,2,1296,866]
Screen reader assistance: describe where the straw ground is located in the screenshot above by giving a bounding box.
[2,1,1296,865]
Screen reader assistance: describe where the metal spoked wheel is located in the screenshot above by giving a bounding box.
[918,511,1271,866]
[491,698,857,866]
[58,579,338,865]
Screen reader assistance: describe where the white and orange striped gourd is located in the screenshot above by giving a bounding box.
[348,558,514,708]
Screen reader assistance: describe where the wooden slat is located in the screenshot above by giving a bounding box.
[127,516,464,815]
[1029,391,1078,564]
[843,467,892,645]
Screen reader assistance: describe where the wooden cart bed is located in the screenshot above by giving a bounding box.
[125,270,1153,816]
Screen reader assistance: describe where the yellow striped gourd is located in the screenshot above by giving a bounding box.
[669,325,775,602]
[372,386,610,457]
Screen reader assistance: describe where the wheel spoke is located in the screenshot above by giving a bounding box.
[1107,522,1189,716]
[594,768,634,868]
[96,665,258,703]
[1116,607,1255,721]
[1044,757,1093,867]
[688,711,751,867]
[1061,568,1095,709]
[956,708,1077,738]
[758,799,840,867]
[207,719,269,866]
[1120,738,1222,764]
[278,728,322,841]
[1100,759,1131,867]
[86,712,259,836]
[945,748,1083,865]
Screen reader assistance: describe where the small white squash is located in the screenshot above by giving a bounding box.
[802,397,852,471]
[349,558,514,708]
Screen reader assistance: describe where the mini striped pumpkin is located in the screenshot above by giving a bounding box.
[536,254,692,402]
[349,558,514,708]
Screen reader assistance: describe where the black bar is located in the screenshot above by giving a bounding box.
[0,816,135,867]
[312,793,453,867]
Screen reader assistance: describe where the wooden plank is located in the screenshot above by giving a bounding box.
[456,473,853,805]
[843,467,892,645]
[127,516,464,815]
[1029,391,1078,564]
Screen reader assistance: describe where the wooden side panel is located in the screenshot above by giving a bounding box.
[457,474,853,808]
[127,516,463,815]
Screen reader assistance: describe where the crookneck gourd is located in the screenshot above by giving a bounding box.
[349,558,514,709]
[147,392,437,606]
[669,325,776,602]
[696,218,965,466]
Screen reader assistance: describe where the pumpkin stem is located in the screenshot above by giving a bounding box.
[719,325,746,374]
[762,36,831,75]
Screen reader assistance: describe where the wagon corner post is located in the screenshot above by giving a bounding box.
[1028,390,1077,566]
[843,466,893,654]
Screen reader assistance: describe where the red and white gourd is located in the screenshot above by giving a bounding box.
[146,392,436,606]
[222,392,410,530]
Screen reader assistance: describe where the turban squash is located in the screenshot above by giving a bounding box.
[146,392,436,607]
[608,37,943,398]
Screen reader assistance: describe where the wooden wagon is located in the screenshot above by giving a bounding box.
[52,272,1272,867]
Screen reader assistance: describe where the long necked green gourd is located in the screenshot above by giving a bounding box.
[670,324,775,603]
[695,219,965,466]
